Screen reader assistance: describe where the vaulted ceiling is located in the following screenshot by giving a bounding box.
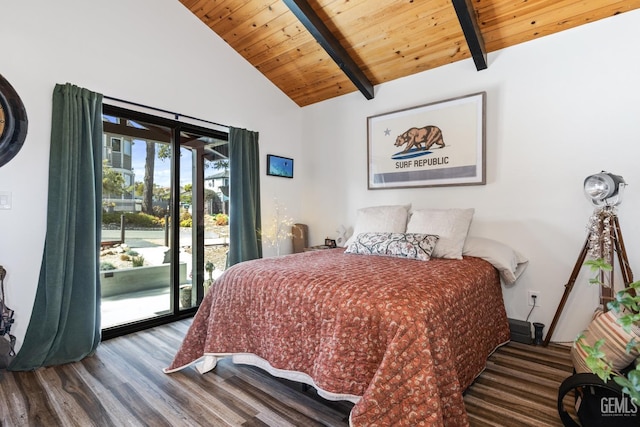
[179,0,640,107]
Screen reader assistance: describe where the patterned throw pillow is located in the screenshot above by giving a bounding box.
[571,309,640,373]
[345,232,439,261]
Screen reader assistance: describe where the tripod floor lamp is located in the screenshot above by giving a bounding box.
[544,171,633,346]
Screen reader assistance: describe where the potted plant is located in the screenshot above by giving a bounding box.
[576,258,640,404]
[103,201,116,213]
[204,261,215,294]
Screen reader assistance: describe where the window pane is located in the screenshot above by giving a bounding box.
[178,131,229,310]
[101,114,174,329]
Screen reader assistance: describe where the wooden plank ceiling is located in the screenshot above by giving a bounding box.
[179,0,640,107]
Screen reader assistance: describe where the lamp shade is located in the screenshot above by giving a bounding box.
[584,172,625,205]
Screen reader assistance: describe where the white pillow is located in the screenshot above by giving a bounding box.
[406,208,474,259]
[462,236,529,285]
[344,204,411,247]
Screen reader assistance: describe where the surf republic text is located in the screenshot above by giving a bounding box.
[395,157,449,169]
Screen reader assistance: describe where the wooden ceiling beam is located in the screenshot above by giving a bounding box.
[451,0,487,71]
[282,0,374,100]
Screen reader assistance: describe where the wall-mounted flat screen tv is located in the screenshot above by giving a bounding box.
[267,154,294,178]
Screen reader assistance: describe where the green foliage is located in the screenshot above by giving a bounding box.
[133,182,145,197]
[153,185,171,202]
[157,144,171,161]
[128,212,163,227]
[204,188,216,202]
[181,183,193,206]
[102,212,164,227]
[578,259,640,405]
[131,255,145,267]
[213,213,229,226]
[213,160,229,171]
[577,335,613,379]
[205,261,215,273]
[152,205,168,218]
[101,212,120,224]
[100,262,116,271]
[585,258,613,285]
[615,370,640,403]
[178,209,192,227]
[102,161,126,197]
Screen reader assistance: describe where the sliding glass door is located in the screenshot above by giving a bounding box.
[177,130,229,310]
[100,105,228,338]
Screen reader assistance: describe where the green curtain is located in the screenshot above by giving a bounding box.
[227,127,262,266]
[10,84,103,370]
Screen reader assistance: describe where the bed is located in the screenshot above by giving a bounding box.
[164,246,513,426]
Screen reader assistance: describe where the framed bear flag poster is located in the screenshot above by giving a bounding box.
[367,92,486,189]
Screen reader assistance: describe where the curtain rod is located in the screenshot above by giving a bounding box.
[103,95,230,130]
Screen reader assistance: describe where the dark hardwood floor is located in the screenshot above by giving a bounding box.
[464,341,574,426]
[0,319,574,426]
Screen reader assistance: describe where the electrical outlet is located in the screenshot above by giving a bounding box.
[528,290,540,307]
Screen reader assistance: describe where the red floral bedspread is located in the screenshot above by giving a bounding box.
[166,249,510,426]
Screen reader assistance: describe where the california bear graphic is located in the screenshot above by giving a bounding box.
[394,126,445,153]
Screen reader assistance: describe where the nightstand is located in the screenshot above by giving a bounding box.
[303,245,332,251]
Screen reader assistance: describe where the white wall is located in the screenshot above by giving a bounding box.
[2,0,638,349]
[298,9,640,343]
[0,0,303,348]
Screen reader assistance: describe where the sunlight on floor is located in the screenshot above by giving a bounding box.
[100,245,192,329]
[101,287,171,328]
[99,228,227,330]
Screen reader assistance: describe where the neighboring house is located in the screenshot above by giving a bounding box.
[103,134,134,187]
[102,116,171,214]
[103,130,136,211]
[205,169,229,215]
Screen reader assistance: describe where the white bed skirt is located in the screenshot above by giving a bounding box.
[198,353,362,403]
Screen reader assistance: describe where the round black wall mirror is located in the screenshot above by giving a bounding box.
[0,74,28,168]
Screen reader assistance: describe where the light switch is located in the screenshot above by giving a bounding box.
[0,192,12,210]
